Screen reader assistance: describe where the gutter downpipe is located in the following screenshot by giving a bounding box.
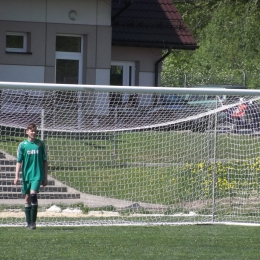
[155,48,172,87]
[153,48,172,106]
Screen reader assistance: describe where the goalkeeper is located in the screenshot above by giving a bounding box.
[14,123,48,229]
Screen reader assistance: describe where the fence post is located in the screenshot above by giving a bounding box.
[211,96,219,223]
[114,131,117,165]
[41,109,44,141]
[184,74,187,87]
[243,72,246,87]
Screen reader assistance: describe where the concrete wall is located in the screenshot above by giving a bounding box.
[0,0,110,25]
[0,0,111,84]
[0,0,165,117]
[112,46,163,106]
[0,0,162,87]
[112,46,162,86]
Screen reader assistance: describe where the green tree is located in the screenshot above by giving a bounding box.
[162,0,260,88]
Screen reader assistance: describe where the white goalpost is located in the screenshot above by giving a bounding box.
[1,81,260,226]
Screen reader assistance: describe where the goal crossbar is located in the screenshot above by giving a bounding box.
[0,81,260,96]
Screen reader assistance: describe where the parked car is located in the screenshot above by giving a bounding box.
[137,94,213,131]
[138,86,250,132]
[184,84,248,131]
[226,100,260,131]
[185,84,247,106]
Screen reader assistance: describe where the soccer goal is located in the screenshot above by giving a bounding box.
[1,81,260,226]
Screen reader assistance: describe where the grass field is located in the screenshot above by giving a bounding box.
[1,130,260,259]
[2,131,260,224]
[1,225,260,260]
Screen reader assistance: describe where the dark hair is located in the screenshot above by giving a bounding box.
[26,123,37,131]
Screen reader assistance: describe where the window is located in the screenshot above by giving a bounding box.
[56,36,81,53]
[55,35,83,84]
[55,35,83,103]
[6,32,27,53]
[110,62,135,86]
[110,61,136,107]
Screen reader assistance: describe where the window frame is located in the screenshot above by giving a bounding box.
[110,61,135,86]
[110,61,136,104]
[55,34,83,84]
[6,32,27,53]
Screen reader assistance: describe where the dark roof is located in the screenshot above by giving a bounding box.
[112,0,198,50]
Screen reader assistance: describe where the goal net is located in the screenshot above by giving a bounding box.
[1,82,260,226]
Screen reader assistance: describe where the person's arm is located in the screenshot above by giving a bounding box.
[14,162,22,185]
[42,160,48,186]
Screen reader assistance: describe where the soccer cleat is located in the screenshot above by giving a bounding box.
[26,224,31,229]
[30,222,36,230]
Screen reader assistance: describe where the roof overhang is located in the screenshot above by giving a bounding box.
[112,0,198,50]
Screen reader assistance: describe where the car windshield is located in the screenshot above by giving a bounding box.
[188,95,203,101]
[187,95,219,101]
[159,95,187,105]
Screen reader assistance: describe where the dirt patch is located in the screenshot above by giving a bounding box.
[0,210,120,218]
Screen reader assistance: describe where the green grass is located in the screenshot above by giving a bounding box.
[2,131,260,220]
[5,131,260,165]
[0,225,260,260]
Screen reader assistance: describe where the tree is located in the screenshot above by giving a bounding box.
[162,0,260,88]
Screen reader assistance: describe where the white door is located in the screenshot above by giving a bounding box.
[55,35,83,84]
[55,35,83,128]
[110,61,136,106]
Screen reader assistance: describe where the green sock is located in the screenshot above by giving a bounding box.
[31,204,38,223]
[24,203,31,225]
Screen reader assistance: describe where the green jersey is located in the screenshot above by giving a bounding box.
[17,138,47,181]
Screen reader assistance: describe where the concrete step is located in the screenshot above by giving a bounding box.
[0,173,21,178]
[0,186,68,192]
[0,165,16,172]
[0,179,55,186]
[0,153,6,159]
[0,160,16,165]
[0,192,80,200]
[232,129,255,134]
[0,153,81,201]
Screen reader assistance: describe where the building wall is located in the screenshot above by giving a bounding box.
[112,46,162,106]
[0,0,111,84]
[0,0,110,25]
[0,0,165,118]
[111,46,162,86]
[0,0,163,87]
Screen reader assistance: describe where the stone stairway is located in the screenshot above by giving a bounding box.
[0,151,81,202]
[0,151,154,208]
